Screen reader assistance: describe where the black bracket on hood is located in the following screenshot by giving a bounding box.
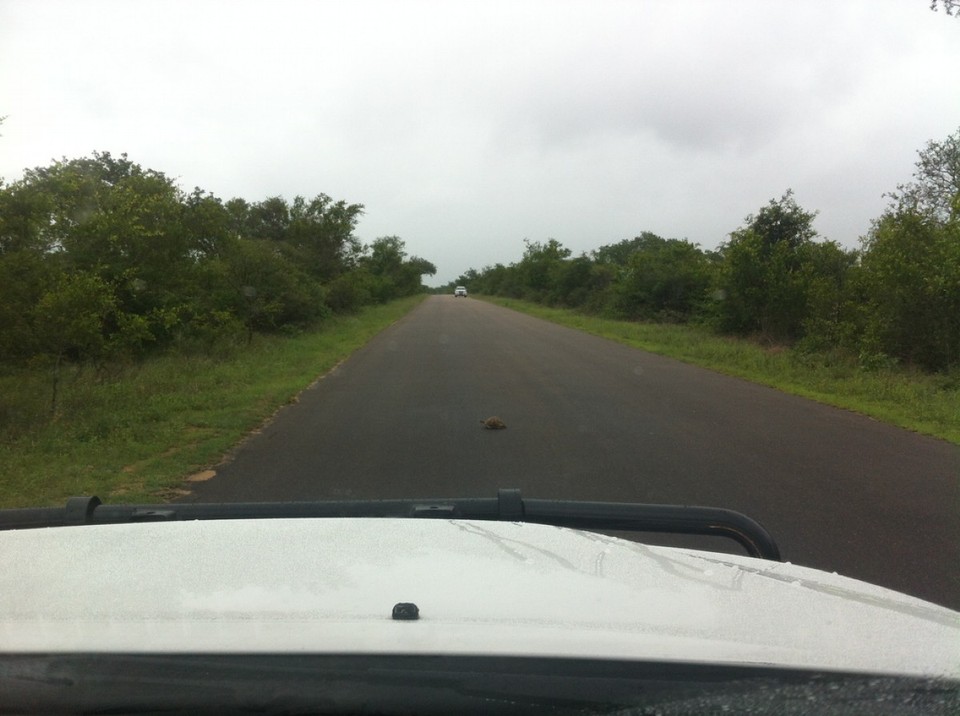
[0,488,781,561]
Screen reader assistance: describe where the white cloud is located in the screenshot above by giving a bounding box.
[2,0,959,284]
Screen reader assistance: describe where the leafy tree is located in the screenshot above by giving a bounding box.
[0,150,435,370]
[361,236,436,301]
[33,272,115,362]
[887,127,959,221]
[516,239,571,298]
[9,152,191,290]
[0,153,201,352]
[715,191,821,340]
[183,189,232,259]
[0,250,59,360]
[287,194,365,280]
[930,0,959,16]
[854,127,960,370]
[456,268,480,288]
[599,235,712,320]
[406,256,438,281]
[593,232,665,266]
[797,240,860,352]
[323,271,375,312]
[549,254,594,307]
[582,262,618,314]
[247,196,290,242]
[858,209,960,370]
[32,271,117,414]
[465,263,519,297]
[364,235,406,276]
[225,197,252,238]
[0,180,57,254]
[590,233,708,318]
[210,237,327,336]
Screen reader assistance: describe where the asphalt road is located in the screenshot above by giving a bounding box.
[181,295,960,609]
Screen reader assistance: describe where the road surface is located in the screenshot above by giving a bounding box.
[181,295,960,609]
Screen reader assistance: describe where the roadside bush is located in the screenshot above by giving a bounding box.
[324,272,373,312]
[857,210,960,371]
[0,152,436,374]
[608,237,712,320]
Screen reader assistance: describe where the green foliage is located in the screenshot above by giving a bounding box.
[0,250,59,360]
[846,125,960,372]
[516,238,571,299]
[33,272,116,363]
[549,254,594,307]
[230,193,365,280]
[247,196,291,242]
[0,180,56,254]
[207,237,328,333]
[858,210,960,370]
[599,235,712,320]
[361,236,437,301]
[714,190,822,340]
[457,233,715,320]
[796,240,860,353]
[887,127,959,221]
[183,189,232,259]
[593,232,662,265]
[324,271,375,312]
[0,151,435,387]
[455,127,959,375]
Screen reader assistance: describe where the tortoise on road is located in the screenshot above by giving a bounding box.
[480,416,507,430]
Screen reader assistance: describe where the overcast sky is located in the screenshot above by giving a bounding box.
[2,0,958,285]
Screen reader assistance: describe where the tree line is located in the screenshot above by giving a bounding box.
[0,152,437,370]
[444,128,960,373]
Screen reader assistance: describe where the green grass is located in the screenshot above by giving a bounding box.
[481,296,960,446]
[0,296,426,509]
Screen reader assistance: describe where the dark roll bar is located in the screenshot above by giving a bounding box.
[0,488,781,560]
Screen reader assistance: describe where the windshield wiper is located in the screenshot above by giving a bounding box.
[0,489,781,560]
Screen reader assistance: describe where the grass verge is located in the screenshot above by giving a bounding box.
[0,296,426,509]
[481,296,960,446]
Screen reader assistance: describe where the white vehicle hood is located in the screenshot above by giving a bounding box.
[1,518,957,679]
